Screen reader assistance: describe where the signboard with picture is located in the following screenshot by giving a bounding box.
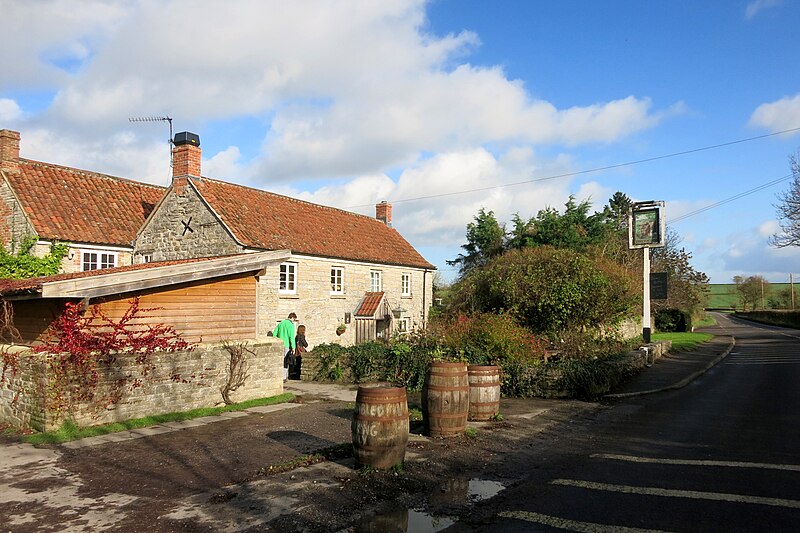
[628,201,666,249]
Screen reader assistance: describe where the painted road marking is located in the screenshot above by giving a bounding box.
[591,453,800,472]
[725,360,800,365]
[497,511,674,533]
[551,479,800,509]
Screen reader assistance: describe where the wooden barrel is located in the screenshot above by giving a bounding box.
[467,365,501,421]
[351,383,409,469]
[422,361,469,437]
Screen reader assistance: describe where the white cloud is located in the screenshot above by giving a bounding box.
[2,0,681,275]
[745,0,783,20]
[292,146,581,248]
[748,93,800,134]
[1,1,670,184]
[710,223,800,281]
[203,146,244,181]
[758,220,780,237]
[20,127,172,186]
[0,0,129,89]
[0,98,22,122]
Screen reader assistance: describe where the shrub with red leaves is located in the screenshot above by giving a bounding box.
[33,296,192,417]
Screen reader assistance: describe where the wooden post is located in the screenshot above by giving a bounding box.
[643,247,651,343]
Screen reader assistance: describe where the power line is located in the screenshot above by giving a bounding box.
[345,126,800,209]
[670,174,792,223]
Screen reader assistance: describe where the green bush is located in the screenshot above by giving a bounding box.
[498,359,544,398]
[430,311,548,366]
[451,246,638,334]
[313,343,349,381]
[310,314,637,400]
[654,308,692,332]
[310,337,434,391]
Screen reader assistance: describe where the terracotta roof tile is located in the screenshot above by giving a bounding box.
[190,178,435,269]
[8,160,165,246]
[355,292,385,317]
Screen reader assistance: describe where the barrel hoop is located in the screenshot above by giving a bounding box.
[428,412,469,419]
[426,385,469,392]
[355,397,408,405]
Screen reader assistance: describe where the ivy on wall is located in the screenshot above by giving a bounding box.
[0,236,69,279]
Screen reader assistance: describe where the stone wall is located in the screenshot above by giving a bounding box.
[0,179,35,252]
[257,255,433,346]
[135,180,243,262]
[0,339,284,432]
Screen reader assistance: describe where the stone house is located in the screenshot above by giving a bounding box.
[0,129,436,347]
[0,129,164,272]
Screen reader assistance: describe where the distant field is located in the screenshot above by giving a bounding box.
[707,283,793,309]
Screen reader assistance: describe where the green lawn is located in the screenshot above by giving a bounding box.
[652,332,714,352]
[23,392,295,445]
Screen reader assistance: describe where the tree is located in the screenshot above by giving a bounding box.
[523,196,608,251]
[734,275,768,311]
[447,208,505,277]
[650,228,710,319]
[770,151,800,248]
[600,191,634,232]
[449,246,638,333]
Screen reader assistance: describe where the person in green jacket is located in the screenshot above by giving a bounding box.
[273,312,297,381]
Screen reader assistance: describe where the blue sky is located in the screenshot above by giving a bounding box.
[2,0,799,284]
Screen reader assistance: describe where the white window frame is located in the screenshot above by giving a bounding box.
[279,262,297,294]
[330,266,344,295]
[401,272,411,297]
[81,251,117,272]
[396,317,411,334]
[370,270,382,292]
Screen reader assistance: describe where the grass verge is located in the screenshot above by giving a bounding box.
[24,392,295,445]
[652,332,714,353]
[693,315,717,328]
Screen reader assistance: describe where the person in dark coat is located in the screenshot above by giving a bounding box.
[292,324,308,380]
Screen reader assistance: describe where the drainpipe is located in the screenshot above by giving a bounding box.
[422,269,429,326]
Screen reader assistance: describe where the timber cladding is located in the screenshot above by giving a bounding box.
[91,272,257,344]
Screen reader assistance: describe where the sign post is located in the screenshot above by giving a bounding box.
[629,201,666,343]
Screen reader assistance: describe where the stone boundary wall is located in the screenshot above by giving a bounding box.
[735,310,800,329]
[534,340,672,398]
[1,339,284,432]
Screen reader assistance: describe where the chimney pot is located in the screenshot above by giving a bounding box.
[172,131,201,177]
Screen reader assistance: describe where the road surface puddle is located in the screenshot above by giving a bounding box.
[353,509,454,533]
[353,478,505,531]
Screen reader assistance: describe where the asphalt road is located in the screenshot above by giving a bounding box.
[452,313,800,532]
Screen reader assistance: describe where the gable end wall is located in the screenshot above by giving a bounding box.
[135,184,242,261]
[0,178,35,252]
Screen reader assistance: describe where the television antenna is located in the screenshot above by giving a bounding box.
[129,115,174,170]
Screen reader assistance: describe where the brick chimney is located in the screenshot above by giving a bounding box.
[0,129,20,174]
[172,131,201,178]
[376,201,392,227]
